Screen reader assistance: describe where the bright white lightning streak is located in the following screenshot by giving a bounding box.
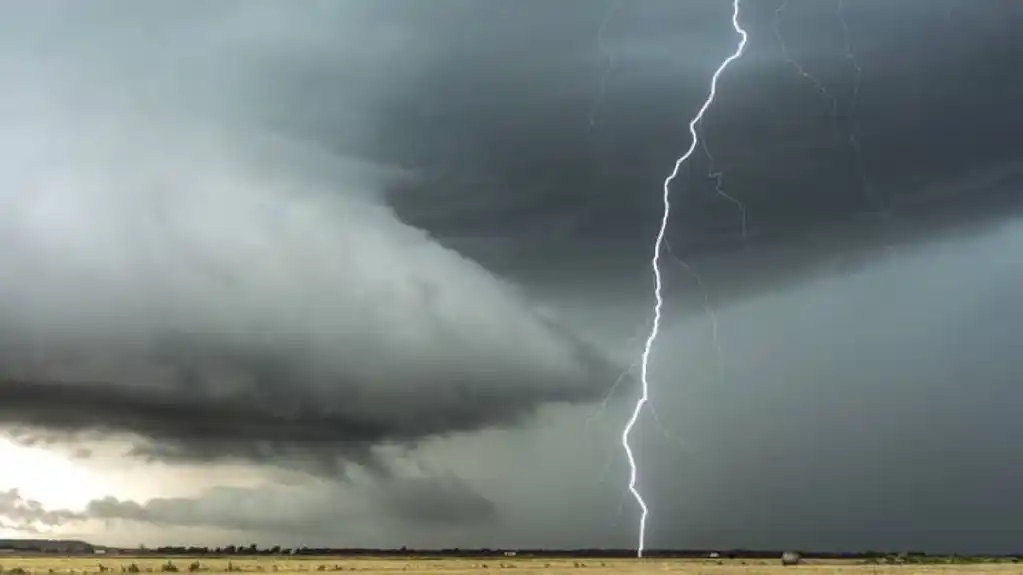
[622,0,748,558]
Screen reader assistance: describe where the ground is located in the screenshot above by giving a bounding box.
[0,556,1021,575]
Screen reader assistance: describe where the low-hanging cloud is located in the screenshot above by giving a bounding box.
[0,489,79,531]
[1,474,496,538]
[0,2,621,473]
[84,475,496,534]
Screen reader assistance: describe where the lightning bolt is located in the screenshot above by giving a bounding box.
[622,0,748,558]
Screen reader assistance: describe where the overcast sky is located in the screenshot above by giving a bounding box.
[1,0,1022,555]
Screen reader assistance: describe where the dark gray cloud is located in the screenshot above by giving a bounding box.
[82,476,495,534]
[0,0,624,472]
[623,219,1023,554]
[0,342,615,475]
[381,0,1023,292]
[1,0,1021,555]
[375,474,497,527]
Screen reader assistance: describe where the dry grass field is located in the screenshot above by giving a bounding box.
[0,556,1020,575]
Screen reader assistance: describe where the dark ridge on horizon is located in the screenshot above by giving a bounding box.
[2,540,1022,561]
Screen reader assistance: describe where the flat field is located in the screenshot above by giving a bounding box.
[0,556,1019,575]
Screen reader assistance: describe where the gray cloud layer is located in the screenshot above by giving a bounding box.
[382,0,1023,292]
[1,0,1021,554]
[1,473,495,538]
[569,217,1017,555]
[0,490,78,531]
[0,127,619,471]
[0,1,622,472]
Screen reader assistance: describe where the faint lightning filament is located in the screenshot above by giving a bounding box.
[835,0,876,212]
[775,0,841,135]
[622,0,748,558]
[589,0,623,129]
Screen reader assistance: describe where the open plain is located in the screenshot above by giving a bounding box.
[0,556,1021,575]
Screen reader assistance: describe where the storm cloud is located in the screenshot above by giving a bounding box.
[381,0,1023,294]
[0,127,620,471]
[0,0,622,472]
[1,0,1022,554]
